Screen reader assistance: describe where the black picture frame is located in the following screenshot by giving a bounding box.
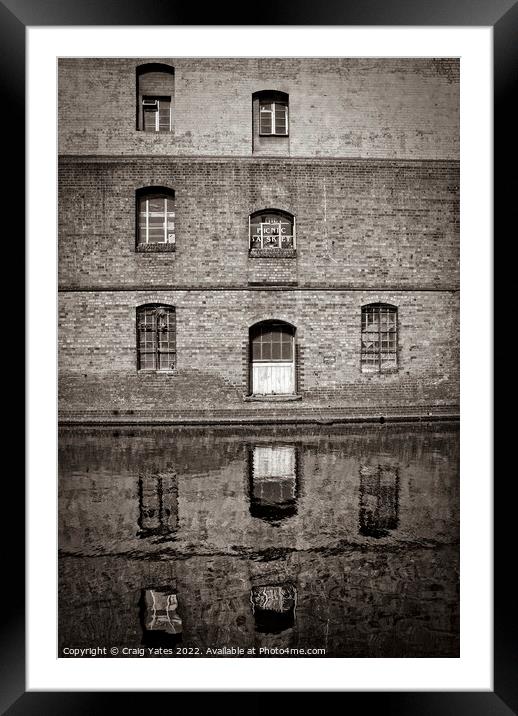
[9,0,509,712]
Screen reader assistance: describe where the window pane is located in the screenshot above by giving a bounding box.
[158,100,171,131]
[140,353,156,370]
[148,216,165,228]
[263,234,280,248]
[159,352,175,370]
[275,117,287,134]
[260,106,273,134]
[274,103,287,134]
[148,227,164,242]
[271,342,281,360]
[281,342,293,360]
[143,109,156,132]
[262,343,272,361]
[148,198,165,213]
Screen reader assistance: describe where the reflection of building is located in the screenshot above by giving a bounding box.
[250,584,297,634]
[359,465,399,538]
[249,445,298,522]
[137,472,178,539]
[140,588,182,646]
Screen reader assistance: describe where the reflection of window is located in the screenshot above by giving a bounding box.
[250,445,298,521]
[137,305,176,371]
[136,64,174,132]
[249,210,295,250]
[259,99,288,135]
[359,465,399,538]
[141,588,182,645]
[138,472,178,537]
[361,304,398,373]
[137,189,175,246]
[250,584,297,633]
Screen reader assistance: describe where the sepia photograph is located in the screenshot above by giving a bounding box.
[57,56,460,660]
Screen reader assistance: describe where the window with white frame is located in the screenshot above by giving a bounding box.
[249,210,295,250]
[137,190,175,246]
[259,99,288,136]
[142,96,172,132]
[137,305,176,371]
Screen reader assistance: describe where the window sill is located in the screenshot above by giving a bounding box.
[258,133,289,138]
[136,243,176,253]
[361,369,399,376]
[243,394,302,402]
[249,248,296,258]
[138,369,178,376]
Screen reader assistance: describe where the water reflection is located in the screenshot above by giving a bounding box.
[58,424,460,658]
[138,471,178,540]
[140,588,183,646]
[250,584,297,634]
[249,445,298,522]
[359,465,399,538]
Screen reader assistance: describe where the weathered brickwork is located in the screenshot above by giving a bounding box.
[58,289,459,411]
[58,58,459,160]
[58,58,459,420]
[58,159,459,290]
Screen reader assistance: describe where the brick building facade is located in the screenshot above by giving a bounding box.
[58,58,459,423]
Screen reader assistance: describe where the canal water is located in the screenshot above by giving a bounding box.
[58,423,459,658]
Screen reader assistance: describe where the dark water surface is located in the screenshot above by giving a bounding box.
[58,423,459,658]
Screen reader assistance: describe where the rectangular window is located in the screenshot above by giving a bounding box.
[138,196,175,245]
[137,306,176,371]
[259,101,288,136]
[361,305,398,373]
[142,96,171,132]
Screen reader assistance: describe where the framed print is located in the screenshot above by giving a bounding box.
[10,0,510,711]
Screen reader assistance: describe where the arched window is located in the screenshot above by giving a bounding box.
[361,304,398,373]
[249,209,295,250]
[137,305,176,371]
[136,187,175,248]
[136,63,174,132]
[253,90,289,136]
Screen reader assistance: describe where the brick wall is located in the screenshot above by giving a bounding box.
[58,58,459,419]
[58,289,459,412]
[58,58,459,160]
[58,158,459,290]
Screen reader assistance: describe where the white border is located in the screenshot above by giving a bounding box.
[27,27,492,691]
